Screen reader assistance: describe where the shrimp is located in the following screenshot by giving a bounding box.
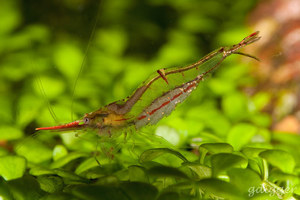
[36,32,261,137]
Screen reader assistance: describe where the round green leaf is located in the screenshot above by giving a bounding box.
[211,153,248,176]
[0,155,26,180]
[259,150,295,173]
[227,123,257,150]
[222,92,249,121]
[128,165,148,182]
[0,126,23,140]
[15,138,52,163]
[183,163,211,179]
[52,145,68,161]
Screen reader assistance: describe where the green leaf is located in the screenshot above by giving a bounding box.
[139,148,188,163]
[197,178,243,200]
[222,92,249,121]
[200,143,233,154]
[272,132,300,146]
[0,177,14,200]
[155,126,180,146]
[83,164,121,179]
[53,42,83,80]
[227,123,257,150]
[269,169,299,188]
[0,155,26,180]
[247,158,264,177]
[53,169,89,183]
[208,78,235,95]
[128,165,148,182]
[52,145,68,161]
[259,150,295,173]
[183,163,211,179]
[242,147,267,158]
[29,166,56,176]
[96,175,119,185]
[0,0,21,35]
[250,113,271,127]
[0,147,8,156]
[72,185,129,200]
[7,175,45,200]
[211,153,248,176]
[37,175,64,193]
[50,152,88,169]
[227,168,262,194]
[0,126,23,140]
[17,94,43,128]
[120,181,158,200]
[252,92,270,111]
[75,157,99,175]
[148,166,189,179]
[15,138,52,163]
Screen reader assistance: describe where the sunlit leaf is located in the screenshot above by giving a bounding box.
[53,42,83,80]
[75,157,100,175]
[52,145,68,161]
[183,162,211,179]
[227,123,257,150]
[0,126,23,140]
[200,143,234,154]
[259,150,295,174]
[50,152,89,169]
[15,138,52,163]
[0,156,26,181]
[222,92,249,121]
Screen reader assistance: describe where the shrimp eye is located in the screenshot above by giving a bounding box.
[84,117,90,124]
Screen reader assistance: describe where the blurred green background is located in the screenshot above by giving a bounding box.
[1,0,300,199]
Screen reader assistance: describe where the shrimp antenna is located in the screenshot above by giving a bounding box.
[70,1,103,121]
[36,75,58,123]
[232,51,260,61]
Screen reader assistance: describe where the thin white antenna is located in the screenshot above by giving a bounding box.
[35,75,58,123]
[70,1,102,121]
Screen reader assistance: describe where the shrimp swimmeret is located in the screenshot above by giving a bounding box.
[36,32,261,136]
